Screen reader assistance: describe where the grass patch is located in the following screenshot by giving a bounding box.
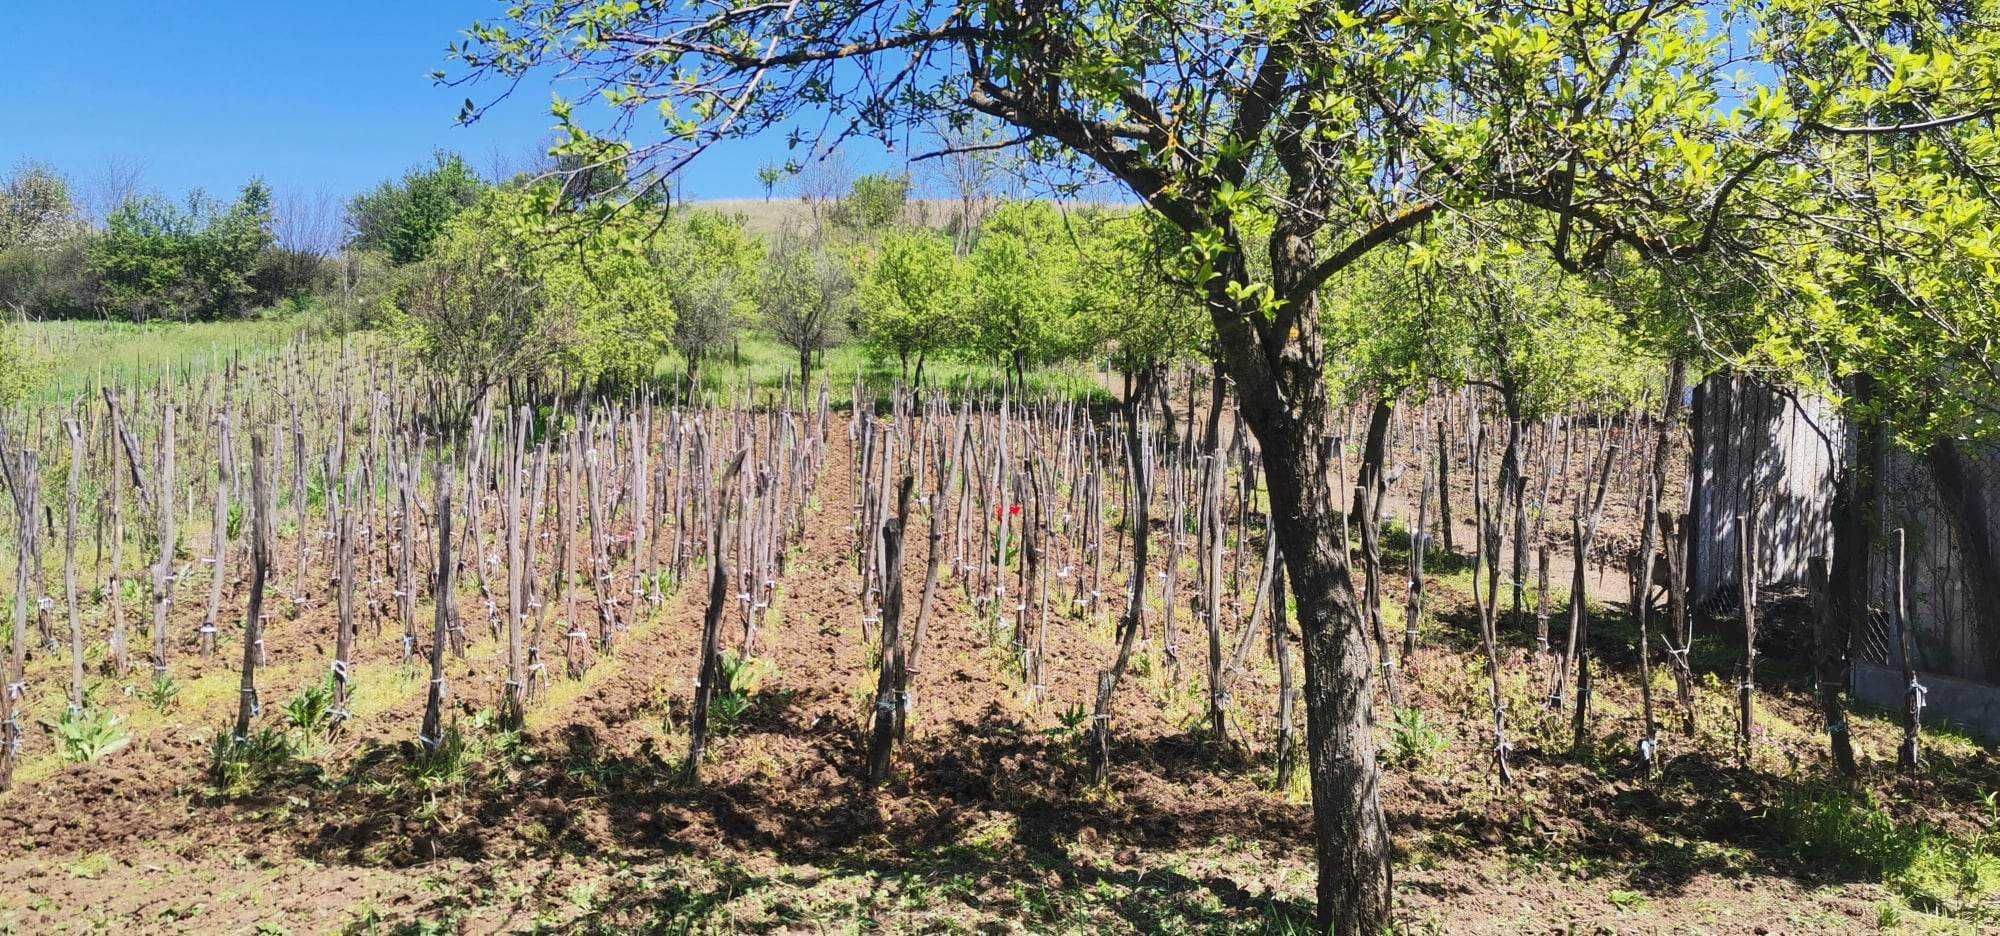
[1770,783,2000,921]
[18,315,304,402]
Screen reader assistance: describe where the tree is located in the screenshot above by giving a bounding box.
[794,150,856,228]
[450,1,1998,925]
[832,173,911,234]
[761,226,851,388]
[657,208,762,387]
[857,228,963,383]
[346,152,484,264]
[92,181,275,320]
[930,120,1003,256]
[0,238,99,319]
[0,162,84,250]
[388,184,677,391]
[757,163,786,201]
[964,202,1094,385]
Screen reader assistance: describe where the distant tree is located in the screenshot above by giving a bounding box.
[794,151,854,228]
[658,209,762,386]
[761,227,851,388]
[832,174,909,234]
[929,122,1002,256]
[81,156,145,228]
[0,162,85,250]
[345,152,484,264]
[0,163,96,318]
[858,228,962,384]
[92,181,275,320]
[1081,210,1208,382]
[255,189,341,306]
[757,163,785,201]
[965,202,1093,386]
[389,184,677,391]
[0,239,99,319]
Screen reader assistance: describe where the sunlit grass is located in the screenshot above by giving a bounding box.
[17,315,304,404]
[657,334,1113,409]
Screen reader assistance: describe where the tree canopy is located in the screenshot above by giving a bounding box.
[346,152,485,264]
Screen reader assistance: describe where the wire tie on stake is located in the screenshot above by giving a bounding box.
[1909,678,1928,712]
[329,659,350,680]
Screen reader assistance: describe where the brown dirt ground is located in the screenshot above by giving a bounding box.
[1,427,1993,935]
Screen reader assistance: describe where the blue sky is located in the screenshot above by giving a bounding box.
[0,1,893,208]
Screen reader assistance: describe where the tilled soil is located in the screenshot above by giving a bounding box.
[1,430,1991,935]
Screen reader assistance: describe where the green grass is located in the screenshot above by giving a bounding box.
[17,315,304,403]
[659,333,1114,409]
[17,311,1111,412]
[1771,783,2000,922]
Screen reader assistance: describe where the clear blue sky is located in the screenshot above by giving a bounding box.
[0,1,892,207]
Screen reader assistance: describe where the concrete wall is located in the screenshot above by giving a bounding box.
[1853,662,2000,744]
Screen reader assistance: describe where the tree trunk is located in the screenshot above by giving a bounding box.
[1208,234,1390,927]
